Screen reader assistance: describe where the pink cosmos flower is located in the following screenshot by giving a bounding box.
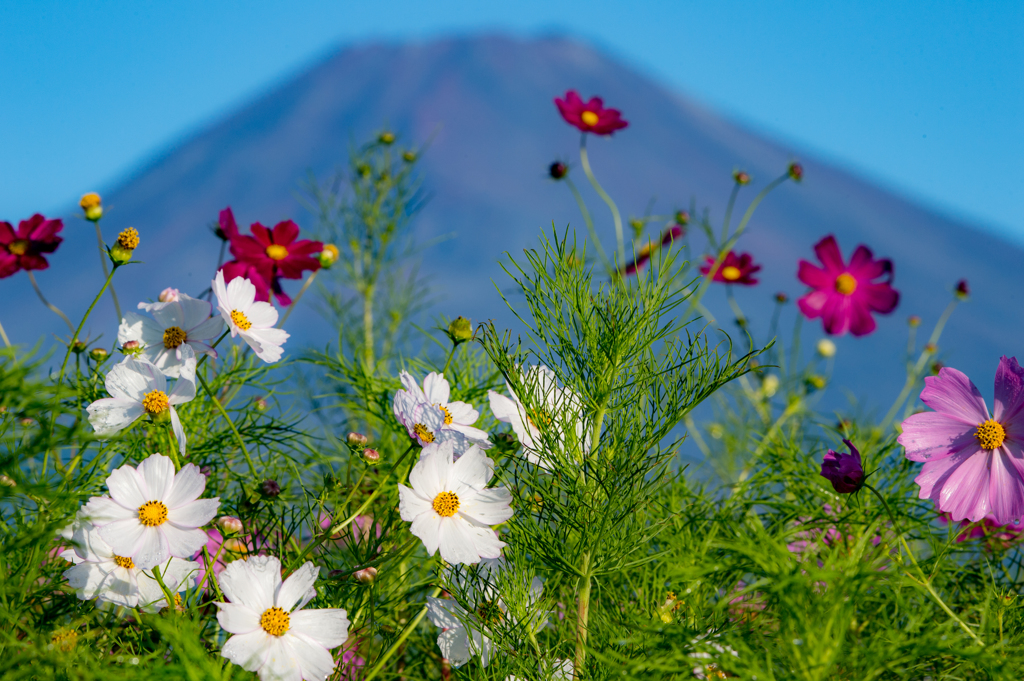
[699,251,761,286]
[939,512,1024,549]
[797,235,899,336]
[554,90,628,135]
[899,356,1024,525]
[0,214,64,278]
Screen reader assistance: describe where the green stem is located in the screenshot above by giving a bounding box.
[565,177,613,277]
[149,564,178,611]
[93,222,122,321]
[363,281,375,373]
[56,269,116,387]
[720,183,741,244]
[0,317,10,348]
[279,270,318,326]
[579,134,624,263]
[442,344,457,375]
[363,586,442,681]
[573,553,593,679]
[196,371,258,479]
[27,271,74,332]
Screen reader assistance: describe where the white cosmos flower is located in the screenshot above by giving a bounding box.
[59,516,199,612]
[398,441,512,565]
[215,555,350,681]
[213,269,289,363]
[395,371,490,449]
[488,365,591,470]
[86,345,197,457]
[118,292,224,377]
[428,557,544,668]
[80,453,219,570]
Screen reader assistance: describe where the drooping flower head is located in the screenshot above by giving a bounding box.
[219,206,323,306]
[554,90,628,135]
[700,251,761,286]
[0,214,64,278]
[86,346,198,456]
[820,439,864,494]
[398,441,512,565]
[797,235,899,336]
[899,356,1024,525]
[215,556,350,681]
[394,371,490,449]
[80,453,220,569]
[213,269,289,363]
[118,293,225,377]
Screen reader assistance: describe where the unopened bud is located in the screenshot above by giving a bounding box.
[217,516,243,534]
[447,316,474,345]
[908,315,921,327]
[775,292,789,304]
[955,279,970,300]
[71,341,88,354]
[80,193,103,221]
[805,375,827,391]
[354,566,378,584]
[762,374,780,398]
[402,150,417,163]
[628,218,644,238]
[120,340,144,356]
[816,339,837,358]
[109,228,139,266]
[253,396,269,412]
[158,287,180,303]
[548,161,567,179]
[347,432,368,449]
[356,163,372,178]
[378,131,395,145]
[931,361,945,375]
[319,244,339,268]
[0,474,15,487]
[89,348,109,362]
[788,162,804,182]
[674,210,690,226]
[924,343,938,354]
[260,480,281,498]
[362,448,381,466]
[199,465,213,478]
[733,170,751,185]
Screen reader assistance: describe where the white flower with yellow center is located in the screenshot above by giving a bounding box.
[215,555,350,681]
[80,453,219,570]
[59,516,199,612]
[393,386,468,451]
[427,557,544,668]
[398,441,512,565]
[213,269,289,363]
[86,346,198,457]
[395,371,490,449]
[488,365,591,470]
[118,293,225,377]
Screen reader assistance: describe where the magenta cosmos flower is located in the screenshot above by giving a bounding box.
[797,235,899,336]
[819,440,864,494]
[0,214,64,278]
[555,90,628,135]
[218,207,322,306]
[899,356,1024,525]
[700,251,761,286]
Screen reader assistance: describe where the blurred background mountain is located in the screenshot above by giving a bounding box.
[2,34,1019,420]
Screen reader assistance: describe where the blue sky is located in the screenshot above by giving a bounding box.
[1,1,1021,241]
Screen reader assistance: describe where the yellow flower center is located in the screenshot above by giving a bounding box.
[142,389,169,415]
[162,326,187,349]
[976,419,1006,450]
[834,273,857,295]
[7,240,29,256]
[260,606,290,636]
[113,555,135,569]
[137,500,168,527]
[230,309,252,331]
[721,265,742,281]
[413,423,435,443]
[432,491,460,517]
[117,227,140,250]
[266,244,289,260]
[79,193,101,209]
[581,110,600,127]
[439,405,453,425]
[51,629,78,651]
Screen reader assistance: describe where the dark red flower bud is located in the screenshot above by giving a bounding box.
[548,162,568,180]
[260,480,281,497]
[955,279,970,299]
[788,162,804,182]
[733,170,751,185]
[674,210,690,226]
[775,292,789,304]
[820,439,864,494]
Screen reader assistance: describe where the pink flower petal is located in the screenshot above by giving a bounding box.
[989,449,1024,525]
[937,450,993,522]
[994,356,1024,424]
[812,236,845,273]
[920,368,990,424]
[899,412,977,462]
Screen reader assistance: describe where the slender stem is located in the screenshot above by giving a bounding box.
[196,371,258,479]
[27,271,74,332]
[56,269,115,387]
[565,177,613,277]
[579,134,624,263]
[363,586,441,681]
[442,344,457,375]
[279,270,318,326]
[93,222,122,319]
[0,317,10,348]
[720,183,741,244]
[864,484,984,646]
[363,281,375,372]
[574,552,592,679]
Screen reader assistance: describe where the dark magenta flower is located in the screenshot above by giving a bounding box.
[555,90,628,135]
[621,225,683,276]
[0,214,64,278]
[218,207,322,306]
[820,439,864,494]
[797,235,899,336]
[700,251,761,285]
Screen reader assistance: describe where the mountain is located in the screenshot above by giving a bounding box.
[3,34,1017,420]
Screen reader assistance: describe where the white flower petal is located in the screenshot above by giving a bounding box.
[81,496,135,525]
[409,512,443,556]
[451,445,494,488]
[106,358,164,401]
[87,398,143,436]
[242,328,289,363]
[287,631,338,681]
[163,463,207,509]
[398,485,432,521]
[276,562,319,612]
[427,596,463,630]
[219,555,281,611]
[245,301,279,328]
[437,517,489,565]
[189,315,226,342]
[423,372,451,405]
[459,488,513,525]
[169,407,188,458]
[132,525,171,569]
[220,630,271,673]
[98,518,147,558]
[161,524,210,560]
[289,609,350,650]
[168,346,197,404]
[216,601,261,634]
[137,453,176,501]
[167,497,219,529]
[437,625,473,667]
[117,311,148,345]
[106,464,150,507]
[261,636,303,681]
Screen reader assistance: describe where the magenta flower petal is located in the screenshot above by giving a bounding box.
[994,356,1024,424]
[938,451,994,522]
[988,451,1024,525]
[898,412,977,462]
[920,368,989,424]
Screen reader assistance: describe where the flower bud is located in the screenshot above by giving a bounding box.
[955,279,970,300]
[788,162,804,182]
[109,227,139,266]
[80,193,103,221]
[378,131,395,145]
[762,374,780,398]
[158,287,180,303]
[733,170,751,185]
[318,244,339,268]
[446,316,474,345]
[260,479,281,498]
[120,340,144,356]
[820,439,864,494]
[89,348,109,363]
[0,474,15,487]
[548,161,568,179]
[816,339,837,358]
[924,343,938,354]
[347,432,368,449]
[252,397,268,412]
[71,340,88,354]
[402,150,417,163]
[354,566,378,584]
[775,292,789,304]
[362,448,381,466]
[805,375,827,392]
[217,516,243,534]
[674,210,690,226]
[931,361,945,375]
[908,315,921,327]
[628,218,645,238]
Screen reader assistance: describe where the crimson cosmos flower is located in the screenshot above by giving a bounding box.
[700,251,761,285]
[218,207,322,306]
[555,90,628,135]
[0,214,64,278]
[797,235,899,337]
